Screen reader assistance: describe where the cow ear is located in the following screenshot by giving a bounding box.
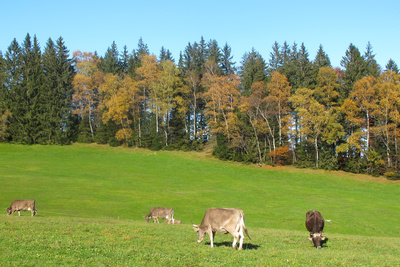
[321,236,326,240]
[307,236,313,241]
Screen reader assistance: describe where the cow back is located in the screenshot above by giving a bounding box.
[11,199,36,210]
[201,208,240,231]
[306,210,324,233]
[148,207,173,217]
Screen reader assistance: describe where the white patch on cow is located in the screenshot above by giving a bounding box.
[27,207,31,211]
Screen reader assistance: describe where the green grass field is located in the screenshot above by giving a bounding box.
[1,143,400,266]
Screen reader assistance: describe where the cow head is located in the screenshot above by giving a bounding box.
[308,233,326,249]
[192,223,206,243]
[144,216,150,223]
[5,208,11,215]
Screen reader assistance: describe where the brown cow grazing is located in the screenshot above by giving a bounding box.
[145,207,174,224]
[305,210,326,249]
[6,199,37,216]
[192,208,251,250]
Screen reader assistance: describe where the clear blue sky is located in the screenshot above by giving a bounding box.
[1,0,399,69]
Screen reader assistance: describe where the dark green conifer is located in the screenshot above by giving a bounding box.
[340,43,367,101]
[385,59,399,73]
[239,48,267,96]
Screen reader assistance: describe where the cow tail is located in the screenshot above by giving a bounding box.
[238,209,251,240]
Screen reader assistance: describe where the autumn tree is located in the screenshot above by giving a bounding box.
[239,81,266,163]
[72,51,104,141]
[156,60,183,146]
[135,54,161,145]
[266,71,292,147]
[290,67,342,168]
[179,38,208,140]
[99,74,139,143]
[202,61,241,142]
[373,71,400,167]
[290,87,327,168]
[342,76,378,156]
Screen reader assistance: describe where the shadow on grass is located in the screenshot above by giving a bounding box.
[206,242,260,250]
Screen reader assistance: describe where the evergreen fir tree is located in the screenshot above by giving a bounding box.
[385,59,399,73]
[340,43,367,101]
[281,42,299,91]
[56,37,75,141]
[3,38,23,142]
[314,44,331,68]
[41,36,75,144]
[220,43,236,75]
[281,41,291,66]
[120,45,130,74]
[136,37,149,56]
[311,45,331,89]
[239,48,267,96]
[101,41,120,74]
[18,34,44,143]
[363,42,381,77]
[128,37,149,77]
[159,46,174,62]
[42,38,58,143]
[296,43,313,88]
[206,39,221,64]
[268,41,282,72]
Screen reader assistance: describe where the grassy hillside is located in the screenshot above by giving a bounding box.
[1,143,400,265]
[1,216,400,266]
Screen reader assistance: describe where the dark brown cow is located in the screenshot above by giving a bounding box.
[6,199,37,216]
[145,207,174,224]
[192,208,251,250]
[305,210,326,249]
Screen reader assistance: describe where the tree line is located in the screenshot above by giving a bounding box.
[1,34,400,178]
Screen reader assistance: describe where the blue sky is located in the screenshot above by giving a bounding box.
[1,0,399,69]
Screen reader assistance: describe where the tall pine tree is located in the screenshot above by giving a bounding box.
[239,48,267,96]
[340,43,367,101]
[17,34,44,143]
[101,41,120,75]
[385,59,399,73]
[363,42,380,77]
[220,43,236,75]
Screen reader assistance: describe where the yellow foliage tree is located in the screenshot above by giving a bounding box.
[72,51,104,140]
[99,74,139,143]
[202,64,241,143]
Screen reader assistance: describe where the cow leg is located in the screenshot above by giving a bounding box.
[232,233,238,249]
[209,231,215,248]
[18,211,21,216]
[238,231,244,250]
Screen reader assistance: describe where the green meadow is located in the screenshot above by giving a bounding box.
[1,143,400,266]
